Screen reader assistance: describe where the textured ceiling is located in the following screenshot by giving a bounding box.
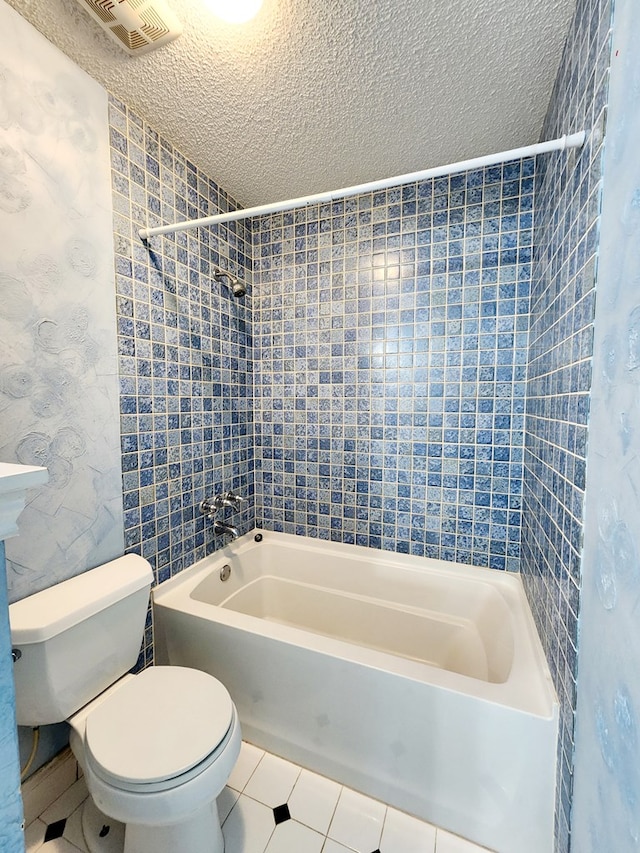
[6,0,576,209]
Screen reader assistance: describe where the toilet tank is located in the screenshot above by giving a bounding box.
[9,555,153,727]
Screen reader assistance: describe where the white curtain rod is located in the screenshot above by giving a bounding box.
[138,131,586,241]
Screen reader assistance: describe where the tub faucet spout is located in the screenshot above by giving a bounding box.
[214,520,240,540]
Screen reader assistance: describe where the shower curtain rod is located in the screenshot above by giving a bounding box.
[138,130,585,241]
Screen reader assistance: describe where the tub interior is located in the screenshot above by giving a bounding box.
[217,576,496,681]
[190,542,515,684]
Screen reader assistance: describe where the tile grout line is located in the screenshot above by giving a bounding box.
[323,777,346,847]
[28,742,489,853]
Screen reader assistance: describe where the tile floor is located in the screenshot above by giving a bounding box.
[25,741,490,853]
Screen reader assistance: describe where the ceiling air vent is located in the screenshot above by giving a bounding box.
[76,0,182,55]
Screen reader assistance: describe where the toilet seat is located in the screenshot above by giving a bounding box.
[85,667,234,792]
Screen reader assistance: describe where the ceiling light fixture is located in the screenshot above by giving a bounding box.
[207,0,263,24]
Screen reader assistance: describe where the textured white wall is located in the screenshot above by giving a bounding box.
[571,0,640,847]
[0,0,124,602]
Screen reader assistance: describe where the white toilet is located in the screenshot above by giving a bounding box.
[9,554,241,853]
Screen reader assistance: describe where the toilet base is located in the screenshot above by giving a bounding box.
[81,798,125,853]
[124,801,223,853]
[81,795,224,853]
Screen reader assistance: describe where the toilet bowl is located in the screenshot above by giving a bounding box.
[69,666,241,853]
[9,554,242,853]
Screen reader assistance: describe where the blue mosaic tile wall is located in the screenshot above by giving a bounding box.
[520,0,612,848]
[252,163,534,570]
[108,97,255,665]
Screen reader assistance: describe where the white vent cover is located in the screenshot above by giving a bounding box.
[76,0,182,55]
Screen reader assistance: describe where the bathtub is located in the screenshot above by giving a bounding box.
[153,530,558,853]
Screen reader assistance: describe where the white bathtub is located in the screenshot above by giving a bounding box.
[153,530,558,853]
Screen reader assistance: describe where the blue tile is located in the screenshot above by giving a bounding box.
[252,160,534,567]
[110,97,255,621]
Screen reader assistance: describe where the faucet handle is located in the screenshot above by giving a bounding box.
[199,497,217,517]
[223,490,246,508]
[200,491,246,516]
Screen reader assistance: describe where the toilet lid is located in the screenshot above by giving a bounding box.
[85,667,233,785]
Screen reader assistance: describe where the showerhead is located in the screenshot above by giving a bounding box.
[213,267,246,298]
[230,278,247,298]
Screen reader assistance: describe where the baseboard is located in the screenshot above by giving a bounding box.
[21,747,79,827]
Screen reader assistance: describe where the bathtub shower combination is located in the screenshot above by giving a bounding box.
[153,530,558,853]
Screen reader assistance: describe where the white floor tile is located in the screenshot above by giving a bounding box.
[265,819,325,853]
[223,793,276,853]
[322,841,355,853]
[79,796,124,852]
[22,749,78,827]
[228,741,266,792]
[436,828,490,852]
[35,838,84,853]
[328,787,386,853]
[26,740,478,853]
[244,752,301,808]
[288,768,342,834]
[382,807,437,853]
[218,785,240,823]
[63,801,89,851]
[40,778,88,825]
[24,818,47,853]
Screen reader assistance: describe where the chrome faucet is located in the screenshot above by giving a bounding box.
[199,490,246,517]
[218,490,246,510]
[214,520,240,540]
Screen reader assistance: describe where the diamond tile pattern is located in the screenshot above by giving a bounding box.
[273,804,291,825]
[43,819,66,842]
[26,742,490,853]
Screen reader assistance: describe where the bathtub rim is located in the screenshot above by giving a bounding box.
[152,529,558,720]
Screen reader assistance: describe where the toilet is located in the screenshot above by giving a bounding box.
[9,554,241,853]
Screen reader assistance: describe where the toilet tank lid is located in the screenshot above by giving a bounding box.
[9,555,153,645]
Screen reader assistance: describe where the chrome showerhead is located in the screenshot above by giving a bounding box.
[230,279,247,298]
[213,267,246,298]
